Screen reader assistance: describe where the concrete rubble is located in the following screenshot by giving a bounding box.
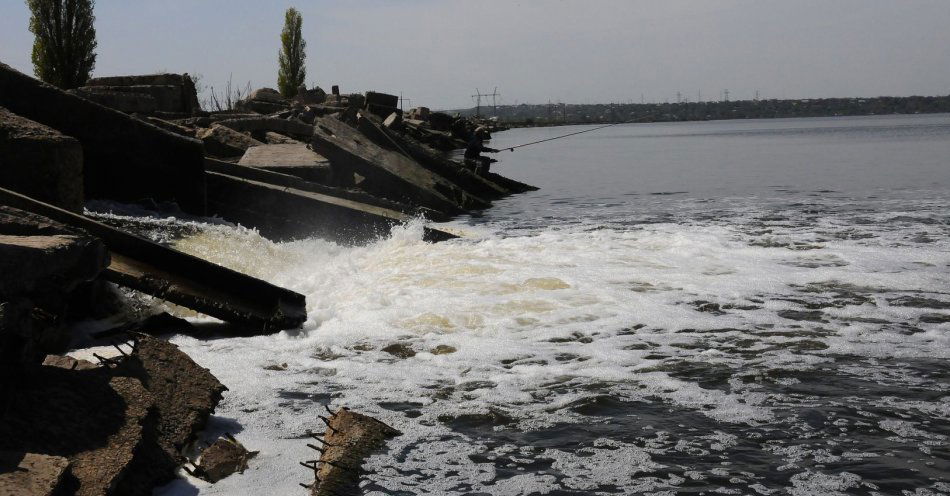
[304,408,400,496]
[311,114,489,215]
[191,434,258,483]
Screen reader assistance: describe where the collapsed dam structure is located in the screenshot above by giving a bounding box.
[0,62,535,494]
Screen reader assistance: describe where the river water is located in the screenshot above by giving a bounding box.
[147,114,950,495]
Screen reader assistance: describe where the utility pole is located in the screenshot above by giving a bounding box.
[486,86,500,116]
[723,89,730,102]
[399,92,411,112]
[471,88,484,118]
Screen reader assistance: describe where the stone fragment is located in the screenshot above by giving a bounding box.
[0,106,84,212]
[0,63,206,214]
[308,408,400,496]
[41,354,98,370]
[294,85,327,105]
[0,451,70,496]
[382,111,403,130]
[194,435,258,483]
[431,345,457,355]
[248,88,284,103]
[381,343,416,358]
[407,106,430,121]
[198,125,264,158]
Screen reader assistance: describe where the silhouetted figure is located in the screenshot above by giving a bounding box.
[464,128,498,175]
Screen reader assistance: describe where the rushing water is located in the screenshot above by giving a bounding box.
[138,114,950,495]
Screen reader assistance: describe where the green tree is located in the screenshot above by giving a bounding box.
[26,0,98,89]
[277,7,306,98]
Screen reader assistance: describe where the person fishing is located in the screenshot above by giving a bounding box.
[464,127,499,175]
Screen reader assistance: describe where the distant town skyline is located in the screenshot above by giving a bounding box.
[1,0,948,110]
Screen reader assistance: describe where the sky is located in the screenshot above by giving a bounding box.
[1,0,948,110]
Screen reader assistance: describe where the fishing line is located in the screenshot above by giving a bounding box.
[499,117,650,152]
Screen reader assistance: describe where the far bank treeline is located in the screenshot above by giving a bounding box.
[458,95,950,126]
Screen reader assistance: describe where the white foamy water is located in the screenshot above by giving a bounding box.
[125,115,950,495]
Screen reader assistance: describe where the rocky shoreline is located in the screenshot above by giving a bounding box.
[0,62,534,494]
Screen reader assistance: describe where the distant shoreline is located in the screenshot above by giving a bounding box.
[449,95,950,128]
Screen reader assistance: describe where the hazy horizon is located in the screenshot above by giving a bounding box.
[1,0,948,110]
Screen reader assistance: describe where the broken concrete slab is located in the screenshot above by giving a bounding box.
[206,170,457,243]
[0,106,84,212]
[206,158,447,221]
[238,144,331,183]
[0,365,153,496]
[197,125,263,159]
[310,116,489,214]
[357,113,510,200]
[116,336,227,461]
[85,74,201,115]
[307,408,400,496]
[0,63,206,214]
[110,335,227,493]
[0,451,70,496]
[0,187,307,332]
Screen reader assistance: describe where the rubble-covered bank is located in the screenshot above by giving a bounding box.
[1,59,536,494]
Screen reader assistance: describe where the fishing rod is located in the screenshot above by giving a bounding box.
[498,117,650,152]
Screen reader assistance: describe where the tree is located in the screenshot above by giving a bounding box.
[26,0,98,89]
[277,7,306,98]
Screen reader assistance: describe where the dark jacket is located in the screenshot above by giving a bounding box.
[464,136,497,159]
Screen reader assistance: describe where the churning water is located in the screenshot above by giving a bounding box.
[144,114,949,495]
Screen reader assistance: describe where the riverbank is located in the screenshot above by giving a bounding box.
[0,61,535,495]
[453,94,950,128]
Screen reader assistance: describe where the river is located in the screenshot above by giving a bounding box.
[149,114,950,495]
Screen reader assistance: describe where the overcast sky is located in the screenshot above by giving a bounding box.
[1,0,948,109]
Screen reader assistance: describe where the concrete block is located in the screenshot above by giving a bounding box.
[0,107,84,212]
